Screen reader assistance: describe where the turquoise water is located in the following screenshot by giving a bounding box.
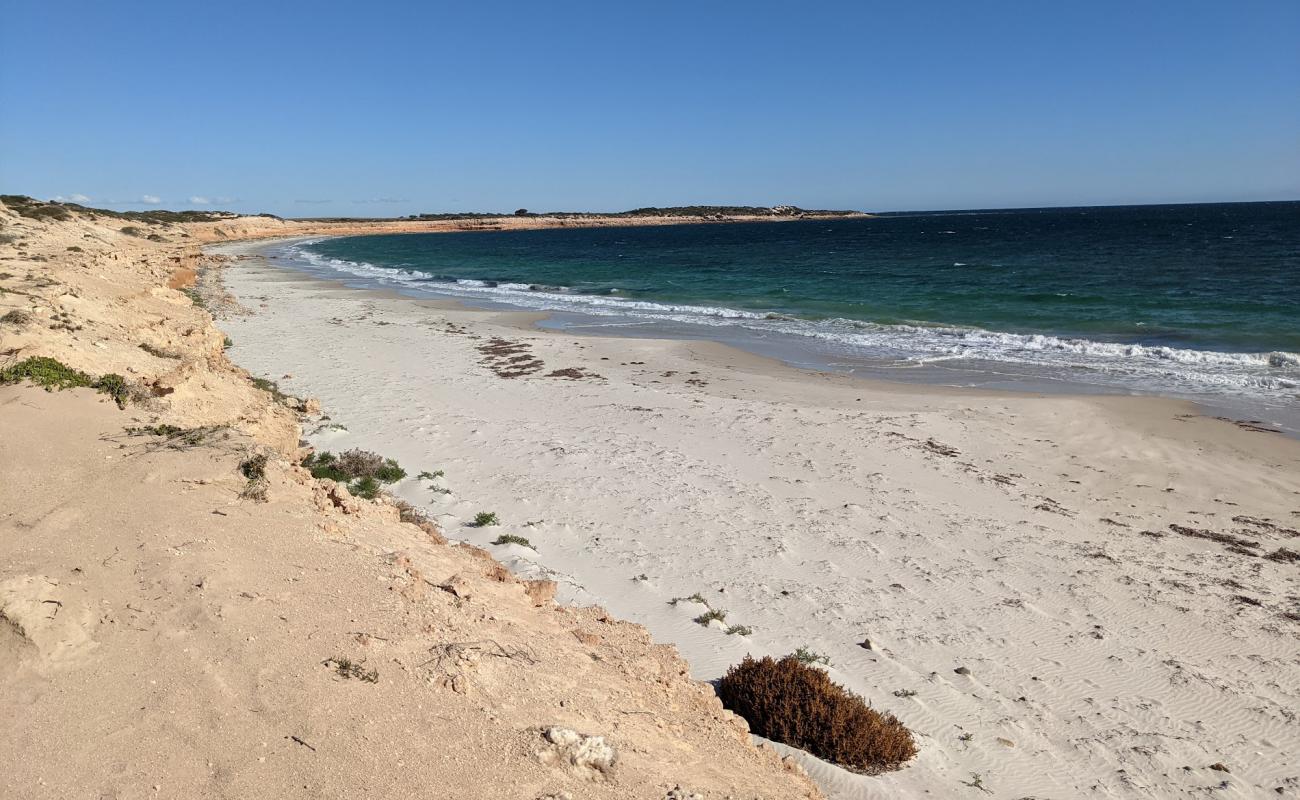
[266,202,1300,423]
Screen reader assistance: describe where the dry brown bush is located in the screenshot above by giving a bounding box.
[716,655,917,774]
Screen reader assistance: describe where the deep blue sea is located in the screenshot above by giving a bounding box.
[264,202,1300,426]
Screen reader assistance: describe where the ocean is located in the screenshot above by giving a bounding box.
[261,202,1300,429]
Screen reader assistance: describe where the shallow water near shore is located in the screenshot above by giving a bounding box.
[247,203,1300,433]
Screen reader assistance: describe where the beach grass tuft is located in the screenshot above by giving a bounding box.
[472,511,500,527]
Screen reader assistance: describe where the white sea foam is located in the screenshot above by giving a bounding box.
[276,241,1300,400]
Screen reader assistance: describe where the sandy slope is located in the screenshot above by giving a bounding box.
[0,204,823,799]
[216,245,1300,799]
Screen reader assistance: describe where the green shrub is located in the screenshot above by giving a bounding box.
[491,533,533,548]
[349,476,380,499]
[694,608,728,626]
[791,646,831,666]
[250,375,289,403]
[725,624,754,636]
[0,356,129,407]
[717,655,916,774]
[94,373,129,408]
[473,511,499,527]
[302,451,347,481]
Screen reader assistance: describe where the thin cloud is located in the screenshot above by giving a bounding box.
[51,193,91,203]
[189,196,211,205]
[294,199,332,204]
[141,195,162,205]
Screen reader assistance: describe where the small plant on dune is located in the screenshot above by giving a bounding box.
[492,533,534,549]
[239,453,270,502]
[240,453,268,481]
[694,608,728,626]
[0,356,129,407]
[93,373,130,408]
[791,646,831,667]
[1,309,34,326]
[716,655,917,774]
[120,225,144,237]
[324,656,378,684]
[961,773,991,793]
[472,511,500,527]
[725,624,754,636]
[223,336,233,349]
[669,592,707,606]
[250,375,289,403]
[893,688,918,698]
[372,459,406,483]
[66,245,82,252]
[417,469,444,481]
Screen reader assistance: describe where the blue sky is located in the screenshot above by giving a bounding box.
[1,0,1297,216]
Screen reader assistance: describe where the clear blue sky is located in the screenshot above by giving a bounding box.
[2,0,1297,216]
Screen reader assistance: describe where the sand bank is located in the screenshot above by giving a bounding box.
[218,246,1300,798]
[0,202,823,798]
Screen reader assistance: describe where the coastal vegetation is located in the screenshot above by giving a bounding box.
[491,533,534,549]
[472,511,500,527]
[0,194,269,224]
[791,646,832,667]
[0,356,129,407]
[717,655,917,774]
[301,448,407,499]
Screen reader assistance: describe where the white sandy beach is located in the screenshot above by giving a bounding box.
[218,244,1300,799]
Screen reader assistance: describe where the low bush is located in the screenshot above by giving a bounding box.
[0,356,129,407]
[349,476,381,499]
[716,655,917,774]
[302,448,406,500]
[694,608,728,626]
[472,511,499,527]
[491,533,533,548]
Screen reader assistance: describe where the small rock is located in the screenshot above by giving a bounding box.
[524,579,557,607]
[438,574,473,600]
[665,785,703,800]
[954,666,972,676]
[537,727,616,780]
[858,638,873,650]
[1209,763,1230,773]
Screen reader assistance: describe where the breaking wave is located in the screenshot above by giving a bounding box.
[276,239,1300,399]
